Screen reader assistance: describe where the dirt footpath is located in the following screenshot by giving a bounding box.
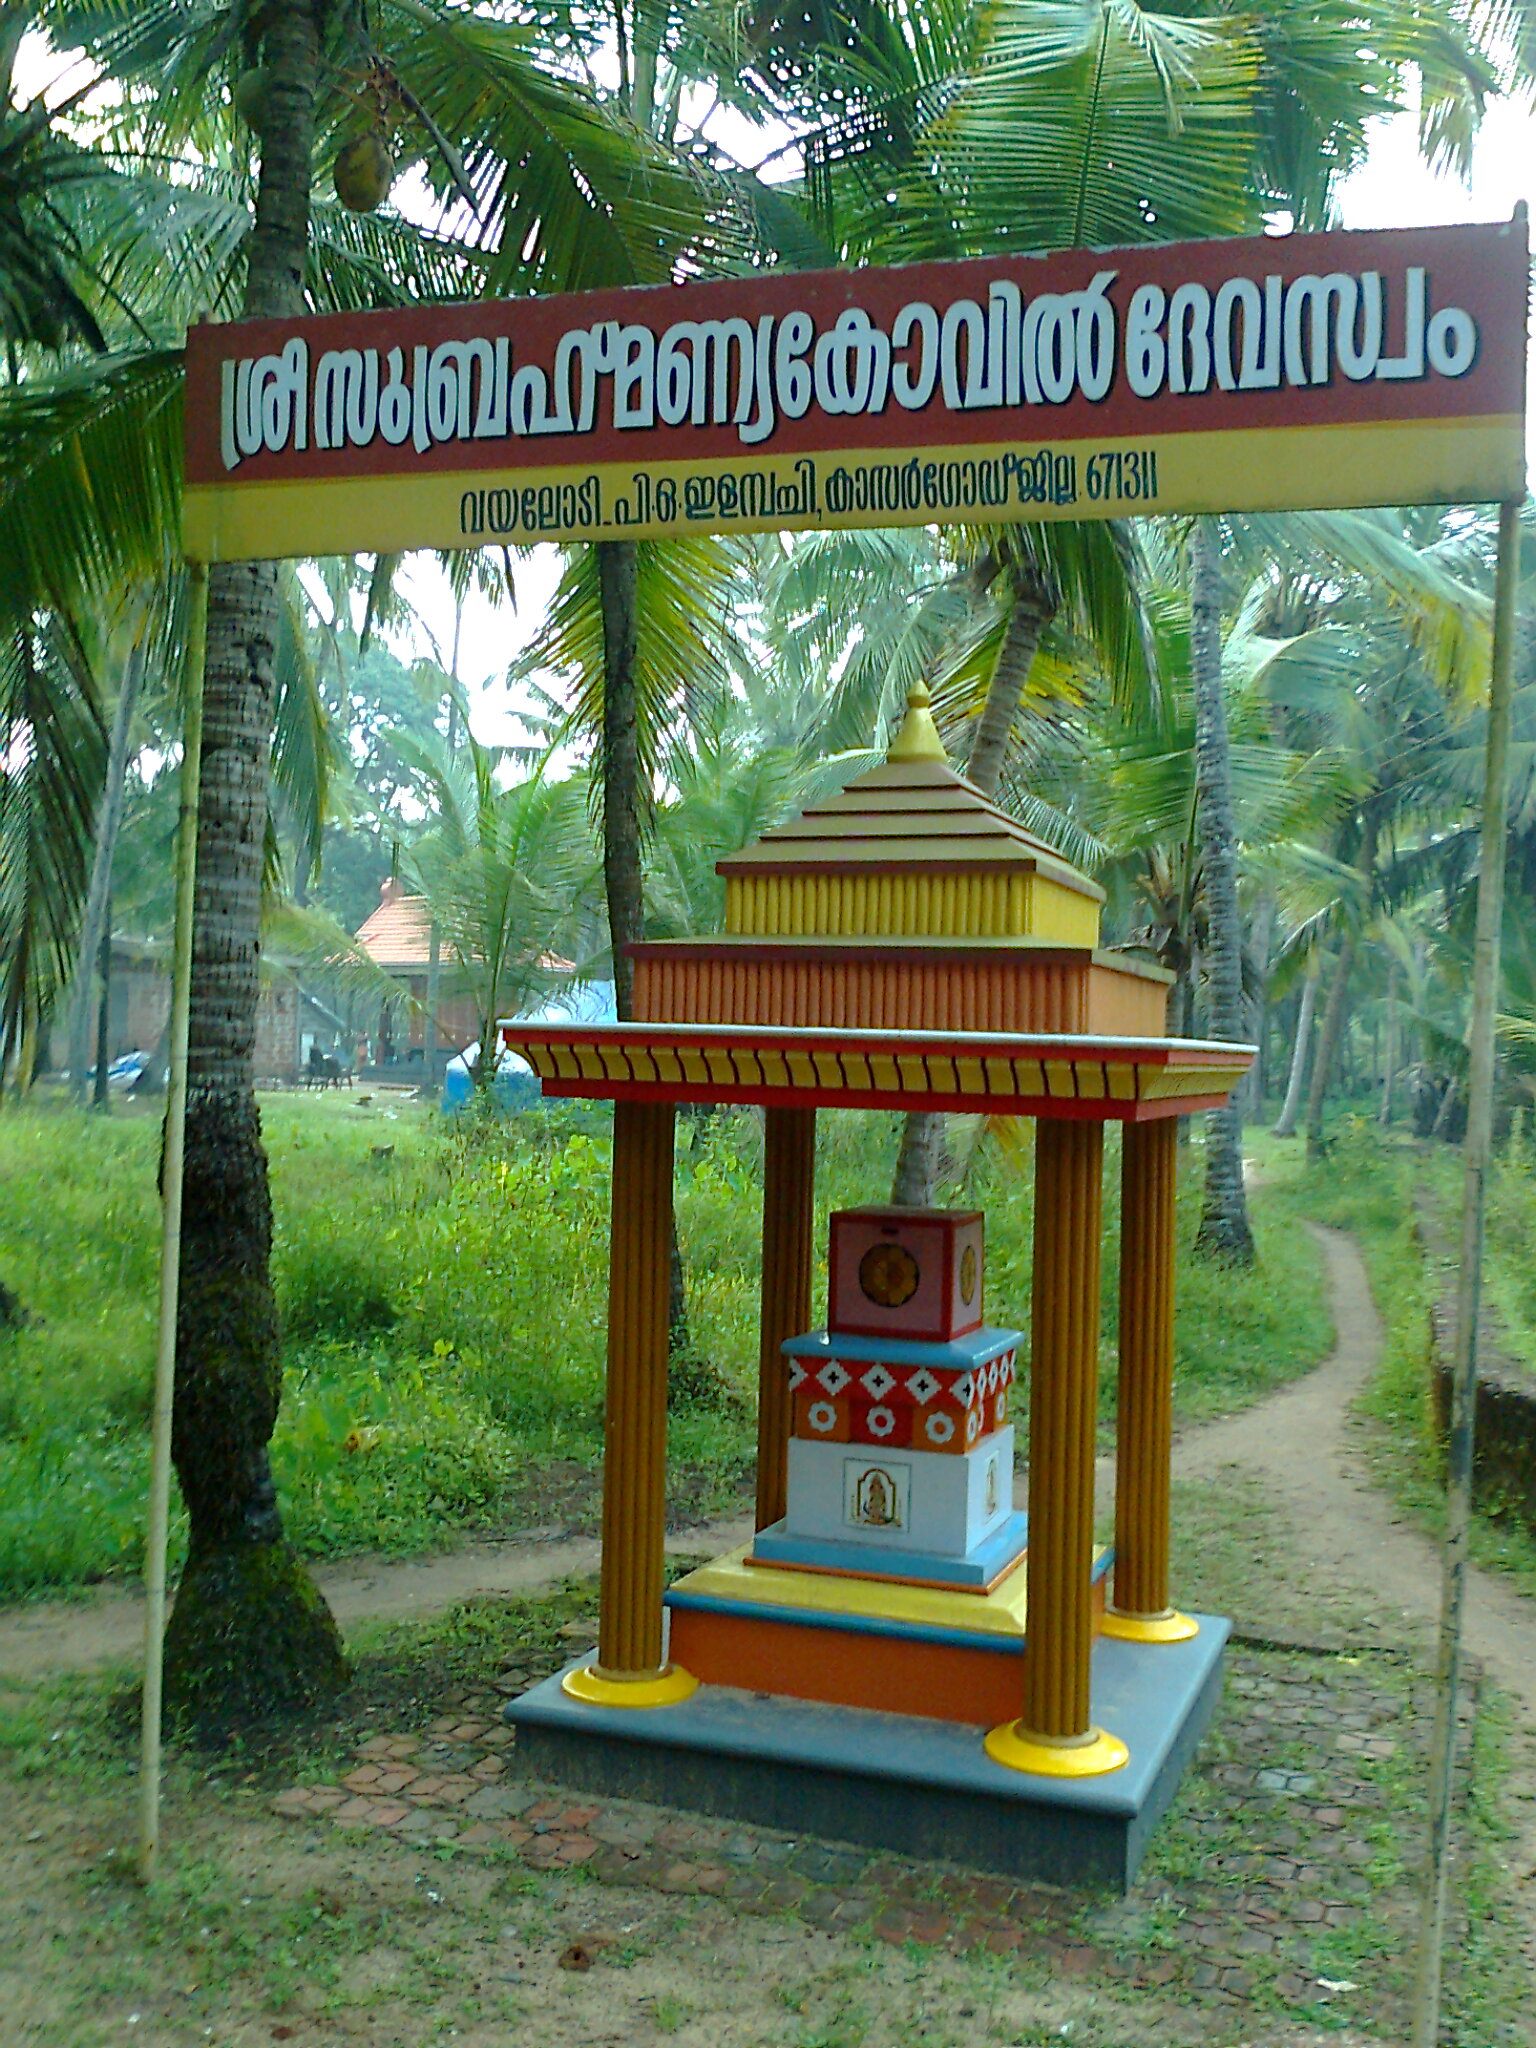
[1175,1223,1536,1723]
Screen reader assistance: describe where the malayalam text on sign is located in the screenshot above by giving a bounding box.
[183,219,1529,561]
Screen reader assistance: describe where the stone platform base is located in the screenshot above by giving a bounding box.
[505,1616,1229,1892]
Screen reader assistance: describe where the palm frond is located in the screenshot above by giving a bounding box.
[0,612,107,1079]
[0,350,182,625]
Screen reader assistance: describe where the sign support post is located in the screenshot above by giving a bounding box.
[137,559,208,1886]
[1411,493,1521,2048]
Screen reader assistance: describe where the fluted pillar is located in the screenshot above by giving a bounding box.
[564,1099,696,1708]
[1105,1117,1196,1643]
[756,1108,816,1531]
[987,1117,1127,1777]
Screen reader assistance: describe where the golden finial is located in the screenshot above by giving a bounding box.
[885,681,948,765]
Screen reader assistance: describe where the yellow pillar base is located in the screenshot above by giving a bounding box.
[983,1721,1129,1779]
[1101,1607,1200,1645]
[561,1663,699,1710]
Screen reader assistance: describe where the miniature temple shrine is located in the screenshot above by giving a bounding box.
[501,686,1253,1886]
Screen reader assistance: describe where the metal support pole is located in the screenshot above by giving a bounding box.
[756,1107,816,1531]
[1411,497,1521,2047]
[987,1118,1127,1778]
[564,1098,697,1709]
[138,560,208,1885]
[1105,1116,1196,1641]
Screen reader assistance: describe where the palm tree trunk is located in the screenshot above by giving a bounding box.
[597,537,690,1350]
[961,578,1056,799]
[1242,891,1276,1126]
[424,603,465,1087]
[889,572,1055,1205]
[1380,964,1399,1125]
[598,540,645,1021]
[1304,932,1357,1159]
[92,900,111,1108]
[68,629,147,1102]
[1189,522,1254,1265]
[1304,818,1377,1161]
[425,919,441,1082]
[1272,961,1318,1138]
[163,0,346,1725]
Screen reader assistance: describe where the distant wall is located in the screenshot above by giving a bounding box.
[45,948,301,1083]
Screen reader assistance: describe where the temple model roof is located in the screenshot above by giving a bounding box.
[632,684,1171,1038]
[500,684,1251,1120]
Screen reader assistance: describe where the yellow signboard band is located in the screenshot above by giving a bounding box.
[182,415,1524,563]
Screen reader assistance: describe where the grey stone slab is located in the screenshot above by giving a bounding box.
[505,1618,1229,1891]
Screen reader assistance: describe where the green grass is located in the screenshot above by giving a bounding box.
[0,1095,1329,1598]
[1257,1121,1536,1597]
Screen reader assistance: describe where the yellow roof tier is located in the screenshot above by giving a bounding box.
[717,693,1102,946]
[496,1020,1253,1122]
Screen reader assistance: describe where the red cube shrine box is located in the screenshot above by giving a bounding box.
[827,1207,984,1343]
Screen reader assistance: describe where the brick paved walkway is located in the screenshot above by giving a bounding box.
[269,1640,1452,2035]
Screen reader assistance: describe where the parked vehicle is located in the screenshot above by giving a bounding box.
[85,1049,161,1091]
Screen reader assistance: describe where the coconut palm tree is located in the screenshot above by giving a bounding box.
[395,727,600,1081]
[515,537,750,1010]
[0,605,105,1091]
[13,0,730,1720]
[742,0,1498,1204]
[1239,513,1498,1155]
[1188,518,1253,1260]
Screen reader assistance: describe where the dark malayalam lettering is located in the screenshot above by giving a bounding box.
[452,445,1171,542]
[459,474,604,538]
[1084,448,1160,503]
[613,471,678,526]
[823,449,1081,518]
[682,458,820,524]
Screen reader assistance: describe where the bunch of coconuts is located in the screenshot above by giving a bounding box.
[232,63,395,213]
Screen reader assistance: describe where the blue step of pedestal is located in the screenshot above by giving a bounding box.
[748,1509,1029,1590]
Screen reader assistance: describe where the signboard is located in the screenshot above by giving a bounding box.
[183,220,1528,562]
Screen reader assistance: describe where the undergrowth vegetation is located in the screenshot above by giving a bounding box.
[0,1094,1327,1597]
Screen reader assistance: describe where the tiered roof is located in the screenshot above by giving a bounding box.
[630,686,1167,1037]
[500,685,1251,1123]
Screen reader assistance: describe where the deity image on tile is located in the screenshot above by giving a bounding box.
[844,1460,910,1531]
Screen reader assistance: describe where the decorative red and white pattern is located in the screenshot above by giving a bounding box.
[788,1350,1016,1455]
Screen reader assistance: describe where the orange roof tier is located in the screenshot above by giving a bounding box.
[354,877,436,968]
[495,1022,1252,1122]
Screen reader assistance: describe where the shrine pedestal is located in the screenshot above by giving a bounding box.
[505,1617,1229,1892]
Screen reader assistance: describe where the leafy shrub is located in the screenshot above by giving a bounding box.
[278,1237,399,1341]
